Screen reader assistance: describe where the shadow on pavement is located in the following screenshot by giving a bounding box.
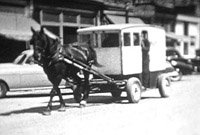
[0,93,163,116]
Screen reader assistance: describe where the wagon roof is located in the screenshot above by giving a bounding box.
[77,24,162,33]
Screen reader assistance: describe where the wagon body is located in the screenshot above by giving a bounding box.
[77,24,166,89]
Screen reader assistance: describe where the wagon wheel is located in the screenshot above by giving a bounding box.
[126,77,142,103]
[73,84,83,103]
[0,81,8,98]
[157,74,171,98]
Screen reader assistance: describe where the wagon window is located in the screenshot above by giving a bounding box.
[101,33,119,47]
[133,33,140,46]
[79,33,96,47]
[79,34,91,44]
[124,33,130,46]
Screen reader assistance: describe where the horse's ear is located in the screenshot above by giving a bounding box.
[31,27,36,33]
[40,26,45,34]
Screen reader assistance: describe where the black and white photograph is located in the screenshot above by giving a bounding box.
[0,0,200,135]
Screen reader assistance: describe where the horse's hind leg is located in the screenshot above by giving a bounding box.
[80,72,90,108]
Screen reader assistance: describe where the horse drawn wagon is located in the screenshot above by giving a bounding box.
[75,24,170,103]
[31,24,170,114]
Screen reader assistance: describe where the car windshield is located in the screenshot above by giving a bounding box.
[166,50,181,58]
[13,53,26,64]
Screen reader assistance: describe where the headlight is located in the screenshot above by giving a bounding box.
[171,60,177,66]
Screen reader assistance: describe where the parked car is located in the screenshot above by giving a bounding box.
[166,48,194,75]
[190,49,200,72]
[0,50,65,98]
[165,61,182,81]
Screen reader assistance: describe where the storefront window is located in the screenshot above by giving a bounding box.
[43,11,60,22]
[64,12,77,23]
[81,15,94,25]
[44,26,59,36]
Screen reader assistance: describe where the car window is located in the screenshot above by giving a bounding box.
[13,54,27,64]
[26,56,35,64]
[167,50,181,58]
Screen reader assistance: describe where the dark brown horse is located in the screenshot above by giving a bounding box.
[31,27,101,115]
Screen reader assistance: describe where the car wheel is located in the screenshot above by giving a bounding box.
[0,81,8,98]
[157,74,171,98]
[126,77,142,103]
[171,69,183,81]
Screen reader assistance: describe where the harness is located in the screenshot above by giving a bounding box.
[42,45,94,68]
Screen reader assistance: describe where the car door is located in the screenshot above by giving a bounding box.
[19,56,51,88]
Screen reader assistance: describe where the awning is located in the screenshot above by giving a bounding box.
[166,32,191,42]
[0,13,58,41]
[106,15,144,24]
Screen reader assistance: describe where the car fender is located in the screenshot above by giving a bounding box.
[0,79,10,91]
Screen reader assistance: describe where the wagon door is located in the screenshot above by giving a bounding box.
[121,30,142,75]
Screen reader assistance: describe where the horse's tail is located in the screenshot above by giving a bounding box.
[88,45,103,67]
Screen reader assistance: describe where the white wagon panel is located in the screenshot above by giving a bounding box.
[148,27,166,72]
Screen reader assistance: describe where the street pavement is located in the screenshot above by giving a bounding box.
[0,74,200,135]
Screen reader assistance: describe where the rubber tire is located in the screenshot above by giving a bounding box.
[157,74,171,98]
[126,77,142,103]
[0,81,8,98]
[170,69,183,82]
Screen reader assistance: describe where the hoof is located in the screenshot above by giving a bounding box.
[58,106,66,112]
[42,109,51,115]
[79,100,87,108]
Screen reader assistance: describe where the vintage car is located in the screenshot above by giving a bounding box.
[0,50,64,98]
[166,48,194,75]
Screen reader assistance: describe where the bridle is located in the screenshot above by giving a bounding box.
[34,37,62,67]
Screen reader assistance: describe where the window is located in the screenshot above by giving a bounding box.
[63,12,77,23]
[79,33,96,47]
[184,42,188,55]
[81,15,95,25]
[43,11,60,22]
[133,33,140,46]
[184,22,188,36]
[79,34,91,44]
[101,33,119,47]
[124,33,130,46]
[44,26,59,36]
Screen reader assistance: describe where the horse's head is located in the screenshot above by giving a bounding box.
[31,26,60,63]
[31,26,49,62]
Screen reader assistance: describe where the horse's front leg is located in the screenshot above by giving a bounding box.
[56,86,66,112]
[43,88,56,115]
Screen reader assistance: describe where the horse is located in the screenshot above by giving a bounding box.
[31,26,101,115]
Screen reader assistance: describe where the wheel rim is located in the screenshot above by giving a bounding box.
[130,83,141,101]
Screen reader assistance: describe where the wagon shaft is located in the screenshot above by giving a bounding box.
[63,57,114,83]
